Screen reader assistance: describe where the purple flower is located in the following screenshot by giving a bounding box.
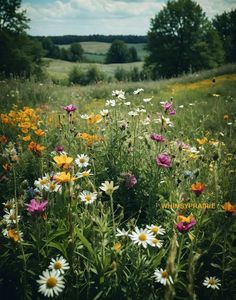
[176,219,196,233]
[63,104,77,113]
[55,145,64,153]
[169,109,176,115]
[156,153,172,168]
[162,102,172,111]
[126,174,137,189]
[26,199,48,215]
[150,134,165,143]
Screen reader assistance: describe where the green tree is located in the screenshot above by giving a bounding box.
[145,0,224,78]
[70,43,84,62]
[128,46,139,62]
[213,9,236,63]
[106,40,129,63]
[0,0,44,78]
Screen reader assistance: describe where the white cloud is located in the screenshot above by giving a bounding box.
[22,0,235,35]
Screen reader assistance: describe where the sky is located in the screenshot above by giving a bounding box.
[22,0,236,36]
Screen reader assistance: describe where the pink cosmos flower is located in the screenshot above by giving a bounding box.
[169,109,176,115]
[162,102,172,111]
[63,104,77,112]
[126,174,137,189]
[176,218,196,233]
[26,199,48,214]
[150,134,165,143]
[156,153,172,168]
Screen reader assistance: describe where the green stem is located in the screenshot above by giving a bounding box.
[110,194,116,236]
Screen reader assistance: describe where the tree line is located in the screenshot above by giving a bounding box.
[46,34,147,45]
[0,0,236,80]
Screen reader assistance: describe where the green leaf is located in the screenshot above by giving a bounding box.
[75,228,97,261]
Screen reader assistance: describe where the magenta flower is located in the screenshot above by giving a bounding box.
[126,174,137,189]
[162,102,172,111]
[55,145,64,153]
[169,109,176,115]
[26,199,48,214]
[63,104,77,112]
[156,153,172,168]
[150,134,165,143]
[176,219,196,233]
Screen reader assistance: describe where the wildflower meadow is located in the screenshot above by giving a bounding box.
[0,68,236,300]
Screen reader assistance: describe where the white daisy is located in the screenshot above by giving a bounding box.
[37,269,65,298]
[49,256,70,275]
[116,228,129,237]
[80,114,89,119]
[129,227,154,248]
[75,154,90,168]
[44,182,61,193]
[76,169,93,178]
[100,109,109,116]
[146,224,166,235]
[34,174,50,191]
[143,97,152,103]
[133,88,144,95]
[79,190,97,205]
[124,102,131,106]
[3,209,20,225]
[150,238,163,248]
[106,99,116,107]
[128,111,138,117]
[112,90,126,100]
[2,199,16,210]
[99,181,119,196]
[203,276,221,290]
[154,268,173,286]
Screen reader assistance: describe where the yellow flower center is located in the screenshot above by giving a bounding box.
[161,271,168,278]
[82,172,89,177]
[208,279,216,285]
[151,226,159,233]
[138,233,147,241]
[80,158,85,163]
[54,261,62,269]
[47,277,58,288]
[152,238,158,245]
[85,195,92,201]
[40,179,48,185]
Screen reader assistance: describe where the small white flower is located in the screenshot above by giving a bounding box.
[124,102,131,106]
[3,209,20,225]
[150,238,163,248]
[143,97,152,103]
[100,109,109,116]
[99,181,119,196]
[106,99,116,107]
[75,154,90,168]
[136,108,146,113]
[203,276,221,290]
[37,269,65,298]
[128,111,138,117]
[79,190,97,205]
[44,182,61,193]
[129,227,154,248]
[133,88,144,95]
[227,122,232,125]
[189,103,195,106]
[154,268,173,286]
[219,132,224,136]
[116,228,129,237]
[179,105,184,108]
[49,256,70,274]
[34,174,50,191]
[80,114,89,119]
[146,224,166,235]
[112,90,126,100]
[76,169,93,178]
[142,117,151,125]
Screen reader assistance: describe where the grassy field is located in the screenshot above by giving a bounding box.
[0,64,236,299]
[59,41,147,63]
[44,57,144,80]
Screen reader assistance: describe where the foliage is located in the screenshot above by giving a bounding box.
[69,65,105,85]
[145,0,224,78]
[0,69,236,299]
[106,40,130,64]
[0,0,44,78]
[213,9,236,63]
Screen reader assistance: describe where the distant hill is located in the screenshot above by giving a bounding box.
[36,35,147,45]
